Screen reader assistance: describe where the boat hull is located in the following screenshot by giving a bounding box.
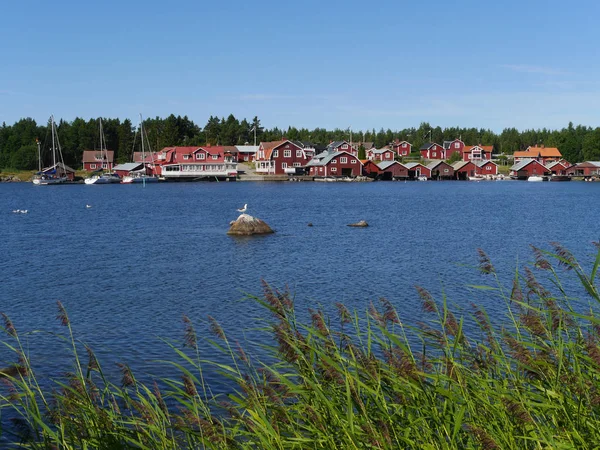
[85,175,121,184]
[121,175,159,184]
[32,177,67,185]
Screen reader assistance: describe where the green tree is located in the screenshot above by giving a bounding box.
[11,144,38,170]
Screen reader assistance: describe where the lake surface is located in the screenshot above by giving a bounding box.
[1,180,599,391]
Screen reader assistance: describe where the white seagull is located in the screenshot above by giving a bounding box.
[20,210,28,214]
[12,209,20,213]
[86,204,92,208]
[237,203,248,213]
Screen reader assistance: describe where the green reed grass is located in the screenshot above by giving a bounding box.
[2,244,600,448]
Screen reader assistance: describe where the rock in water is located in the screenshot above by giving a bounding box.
[227,214,274,236]
[348,220,369,227]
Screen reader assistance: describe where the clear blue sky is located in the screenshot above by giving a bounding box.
[1,0,599,132]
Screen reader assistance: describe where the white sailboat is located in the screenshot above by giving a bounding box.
[32,116,68,185]
[122,114,159,184]
[85,118,121,185]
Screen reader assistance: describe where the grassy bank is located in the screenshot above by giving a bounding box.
[2,244,600,448]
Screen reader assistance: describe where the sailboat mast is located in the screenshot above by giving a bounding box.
[51,116,56,167]
[36,138,41,172]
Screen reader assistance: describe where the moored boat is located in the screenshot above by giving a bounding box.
[32,116,69,185]
[527,176,544,182]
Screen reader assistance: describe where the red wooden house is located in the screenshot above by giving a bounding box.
[419,142,445,160]
[427,160,454,179]
[513,146,562,165]
[404,162,431,179]
[366,148,395,161]
[393,140,412,157]
[452,161,479,180]
[377,161,408,179]
[83,150,115,171]
[361,160,380,177]
[153,146,238,179]
[510,159,549,179]
[463,145,494,162]
[307,151,363,177]
[443,139,464,160]
[546,161,570,175]
[476,160,498,176]
[327,140,358,157]
[254,140,309,175]
[566,161,600,177]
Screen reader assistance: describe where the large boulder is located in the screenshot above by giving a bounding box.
[347,220,369,227]
[227,214,274,236]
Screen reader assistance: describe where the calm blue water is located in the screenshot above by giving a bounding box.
[1,180,599,391]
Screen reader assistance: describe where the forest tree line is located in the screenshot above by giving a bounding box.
[1,114,599,170]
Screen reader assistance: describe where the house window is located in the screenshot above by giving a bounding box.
[273,150,279,157]
[102,163,107,169]
[331,167,337,172]
[197,153,205,160]
[342,144,348,149]
[212,155,218,160]
[184,155,191,160]
[340,157,348,164]
[455,143,460,148]
[444,169,449,173]
[284,150,291,158]
[90,164,96,169]
[402,143,407,148]
[282,162,288,169]
[351,159,357,164]
[285,144,290,148]
[331,159,337,164]
[296,150,303,157]
[293,162,301,167]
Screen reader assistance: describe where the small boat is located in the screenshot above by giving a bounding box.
[550,175,571,182]
[527,176,544,182]
[32,116,68,185]
[85,172,121,184]
[417,176,428,181]
[84,119,121,185]
[468,175,485,181]
[121,114,159,184]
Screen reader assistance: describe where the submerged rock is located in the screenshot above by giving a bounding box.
[227,214,274,236]
[348,220,369,227]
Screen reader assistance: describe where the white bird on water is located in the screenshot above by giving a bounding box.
[12,209,20,213]
[20,210,28,214]
[86,204,92,208]
[237,203,247,213]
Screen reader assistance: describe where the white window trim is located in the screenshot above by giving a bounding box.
[296,150,303,157]
[351,159,357,164]
[340,157,348,164]
[212,155,218,160]
[273,150,279,157]
[331,167,337,171]
[284,150,291,158]
[90,164,96,169]
[282,162,288,169]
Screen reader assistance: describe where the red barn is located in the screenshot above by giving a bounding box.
[463,145,494,162]
[254,140,310,175]
[393,140,412,157]
[83,150,115,171]
[510,159,549,179]
[419,142,445,160]
[307,151,363,177]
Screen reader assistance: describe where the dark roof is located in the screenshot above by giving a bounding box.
[419,142,434,151]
